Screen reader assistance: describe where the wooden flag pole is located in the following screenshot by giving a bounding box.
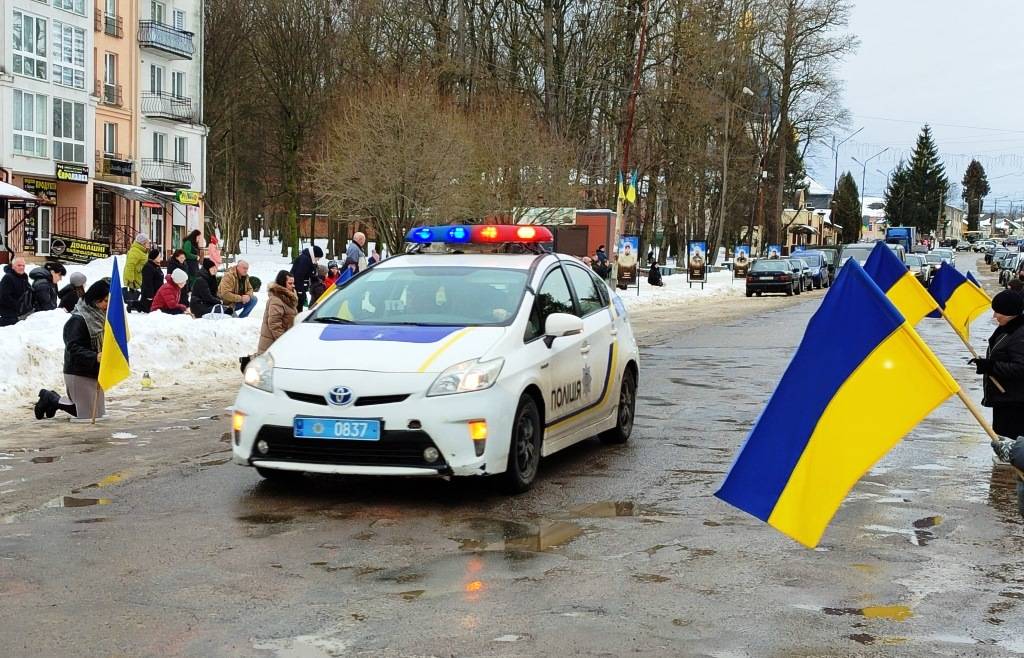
[91,383,100,425]
[939,308,1006,393]
[955,388,1024,480]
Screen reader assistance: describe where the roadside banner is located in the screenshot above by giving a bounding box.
[49,234,111,264]
[687,240,708,289]
[767,244,782,259]
[616,235,639,290]
[733,245,751,279]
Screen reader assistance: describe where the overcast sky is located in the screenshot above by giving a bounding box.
[805,0,1024,208]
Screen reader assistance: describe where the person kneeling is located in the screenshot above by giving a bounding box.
[151,269,191,315]
[647,262,665,287]
[190,258,226,318]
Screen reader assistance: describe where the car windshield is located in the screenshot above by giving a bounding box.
[750,260,788,272]
[934,249,953,257]
[906,255,924,266]
[840,246,873,263]
[925,254,942,263]
[792,259,811,268]
[310,266,529,326]
[794,253,823,266]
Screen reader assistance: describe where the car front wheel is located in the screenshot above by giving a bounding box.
[600,368,636,445]
[501,394,542,494]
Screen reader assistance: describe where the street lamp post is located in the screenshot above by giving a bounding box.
[827,127,864,192]
[851,148,889,237]
[991,196,1008,239]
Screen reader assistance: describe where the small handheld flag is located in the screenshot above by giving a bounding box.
[97,261,131,391]
[715,261,959,547]
[863,242,937,324]
[927,263,990,341]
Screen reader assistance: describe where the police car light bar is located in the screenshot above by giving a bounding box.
[406,224,554,244]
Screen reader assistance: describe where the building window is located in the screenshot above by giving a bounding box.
[151,1,166,24]
[173,9,185,30]
[13,11,47,81]
[103,122,117,155]
[174,136,187,163]
[52,21,86,89]
[13,90,48,158]
[53,0,86,16]
[53,98,86,163]
[150,64,164,93]
[153,132,167,160]
[171,71,186,98]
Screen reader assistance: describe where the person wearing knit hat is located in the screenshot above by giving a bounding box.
[150,268,191,315]
[289,244,324,311]
[124,232,151,291]
[140,247,164,312]
[58,271,87,312]
[189,257,224,318]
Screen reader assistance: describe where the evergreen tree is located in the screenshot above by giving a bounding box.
[961,159,990,232]
[883,161,912,226]
[902,124,949,234]
[783,132,808,205]
[832,171,861,243]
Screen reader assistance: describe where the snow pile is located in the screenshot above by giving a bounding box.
[618,269,744,312]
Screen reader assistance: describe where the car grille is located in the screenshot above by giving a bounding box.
[283,392,411,407]
[251,425,447,470]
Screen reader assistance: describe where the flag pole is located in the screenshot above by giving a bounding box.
[938,308,1006,393]
[955,388,1024,479]
[91,383,99,425]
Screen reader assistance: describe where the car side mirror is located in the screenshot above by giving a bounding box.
[544,313,583,348]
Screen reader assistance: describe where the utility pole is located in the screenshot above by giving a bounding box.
[615,0,650,247]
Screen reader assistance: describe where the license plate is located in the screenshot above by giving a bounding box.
[293,417,381,441]
[757,276,773,281]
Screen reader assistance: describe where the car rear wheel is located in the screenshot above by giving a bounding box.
[501,394,542,494]
[746,290,753,297]
[600,368,636,445]
[785,286,793,296]
[255,466,305,482]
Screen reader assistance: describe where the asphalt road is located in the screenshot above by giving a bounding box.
[2,264,1022,657]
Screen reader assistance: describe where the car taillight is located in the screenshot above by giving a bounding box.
[780,275,792,282]
[746,275,755,282]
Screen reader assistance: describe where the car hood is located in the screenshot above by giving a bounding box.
[269,323,507,374]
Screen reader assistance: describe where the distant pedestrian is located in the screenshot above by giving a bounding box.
[345,232,367,275]
[369,248,382,266]
[324,260,341,288]
[167,249,189,305]
[593,246,611,280]
[58,272,87,313]
[34,279,111,421]
[124,233,149,292]
[218,260,257,318]
[140,248,164,313]
[257,270,298,354]
[182,229,202,285]
[189,258,224,318]
[290,245,323,311]
[309,263,328,303]
[647,261,665,287]
[0,257,32,326]
[151,269,190,315]
[29,261,66,312]
[206,234,222,267]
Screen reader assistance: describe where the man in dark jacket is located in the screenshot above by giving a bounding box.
[0,257,32,326]
[189,258,224,318]
[58,272,87,313]
[290,245,323,311]
[140,248,164,313]
[29,261,66,312]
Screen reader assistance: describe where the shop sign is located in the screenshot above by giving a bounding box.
[55,162,89,184]
[108,159,134,177]
[687,241,708,283]
[23,214,37,252]
[733,245,751,279]
[175,190,202,205]
[22,178,57,204]
[49,234,111,263]
[616,235,639,289]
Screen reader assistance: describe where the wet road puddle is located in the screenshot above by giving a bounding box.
[568,501,636,517]
[30,455,60,464]
[823,605,913,621]
[237,513,295,524]
[378,550,566,600]
[450,518,583,553]
[46,496,112,508]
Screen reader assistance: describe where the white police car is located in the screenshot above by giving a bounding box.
[232,224,640,492]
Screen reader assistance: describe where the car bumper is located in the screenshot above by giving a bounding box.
[231,369,518,477]
[746,281,791,292]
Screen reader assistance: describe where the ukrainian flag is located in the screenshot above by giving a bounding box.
[98,260,131,391]
[715,261,959,547]
[617,171,626,202]
[863,242,937,324]
[966,271,989,298]
[927,263,991,341]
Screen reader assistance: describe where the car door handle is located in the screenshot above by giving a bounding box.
[540,362,549,369]
[580,342,591,354]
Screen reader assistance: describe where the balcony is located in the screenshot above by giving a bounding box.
[95,9,124,38]
[95,80,123,107]
[95,151,134,179]
[141,159,193,188]
[138,20,194,59]
[141,92,196,123]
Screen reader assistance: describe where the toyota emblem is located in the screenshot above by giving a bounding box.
[326,386,354,406]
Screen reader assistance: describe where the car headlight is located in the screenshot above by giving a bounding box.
[427,358,504,397]
[243,352,274,393]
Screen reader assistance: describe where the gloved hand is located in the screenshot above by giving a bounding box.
[1010,437,1024,470]
[970,357,994,374]
[992,438,1015,462]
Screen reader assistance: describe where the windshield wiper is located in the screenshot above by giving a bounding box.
[311,317,354,324]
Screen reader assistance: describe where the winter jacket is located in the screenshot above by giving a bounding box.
[290,248,318,293]
[182,239,200,263]
[189,270,223,318]
[63,314,100,378]
[207,242,222,267]
[29,267,59,312]
[58,285,83,313]
[983,315,1024,407]
[166,259,189,304]
[141,260,164,312]
[124,242,149,289]
[218,266,254,308]
[150,275,188,314]
[258,283,299,353]
[0,265,32,321]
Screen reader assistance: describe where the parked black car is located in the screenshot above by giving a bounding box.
[787,258,813,293]
[792,251,830,288]
[746,259,797,297]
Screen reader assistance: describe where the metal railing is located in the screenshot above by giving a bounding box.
[95,79,123,106]
[141,159,193,186]
[141,91,195,123]
[138,20,194,58]
[95,9,124,37]
[95,150,134,178]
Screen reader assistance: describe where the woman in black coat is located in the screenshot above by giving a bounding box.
[140,248,165,313]
[189,259,224,318]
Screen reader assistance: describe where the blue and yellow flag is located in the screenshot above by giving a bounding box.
[863,242,937,324]
[617,171,626,202]
[927,263,990,341]
[715,261,959,547]
[626,169,638,204]
[98,260,131,391]
[966,270,989,298]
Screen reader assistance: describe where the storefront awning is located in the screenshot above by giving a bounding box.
[0,180,42,202]
[93,180,168,206]
[790,225,818,235]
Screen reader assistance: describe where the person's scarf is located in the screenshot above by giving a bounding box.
[72,298,106,351]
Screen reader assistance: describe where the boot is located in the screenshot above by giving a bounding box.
[239,355,251,374]
[34,390,47,420]
[43,390,61,419]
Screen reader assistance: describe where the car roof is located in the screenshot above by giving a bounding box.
[377,252,548,270]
